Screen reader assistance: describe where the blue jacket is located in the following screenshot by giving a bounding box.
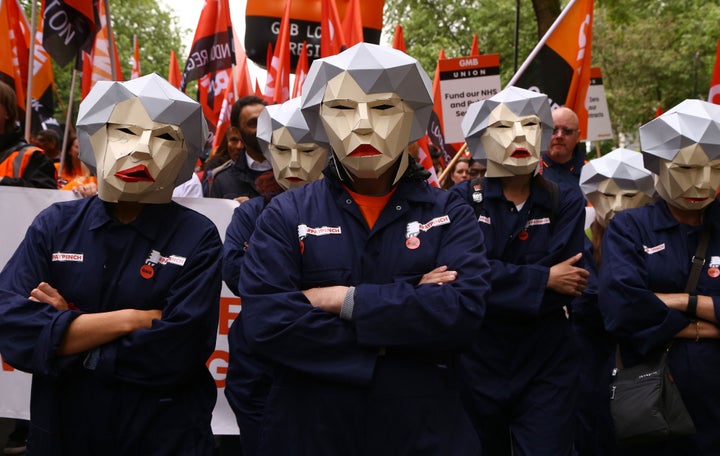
[541,143,585,190]
[599,198,720,453]
[207,151,263,200]
[0,197,222,455]
[223,195,272,456]
[452,176,587,320]
[223,196,266,296]
[453,175,586,455]
[237,167,490,455]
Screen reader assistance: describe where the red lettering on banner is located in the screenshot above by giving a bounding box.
[219,296,241,335]
[207,350,229,388]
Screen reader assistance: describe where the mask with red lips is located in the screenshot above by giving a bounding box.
[90,98,187,203]
[319,72,414,183]
[480,103,543,178]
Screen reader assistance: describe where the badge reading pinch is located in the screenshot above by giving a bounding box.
[518,230,529,241]
[708,267,720,278]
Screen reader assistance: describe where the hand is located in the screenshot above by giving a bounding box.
[547,253,589,296]
[233,196,250,204]
[419,265,457,285]
[73,182,98,198]
[302,286,348,314]
[29,282,69,310]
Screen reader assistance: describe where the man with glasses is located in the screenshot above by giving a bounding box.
[542,106,585,189]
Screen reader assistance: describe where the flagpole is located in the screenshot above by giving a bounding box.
[506,0,578,87]
[58,66,78,181]
[24,0,39,141]
[104,0,117,80]
[437,143,468,187]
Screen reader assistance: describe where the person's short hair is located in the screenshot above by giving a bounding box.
[301,42,433,145]
[0,80,19,127]
[462,86,553,160]
[76,73,207,187]
[230,95,267,129]
[35,128,61,147]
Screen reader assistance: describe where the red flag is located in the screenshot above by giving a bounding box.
[168,49,181,88]
[709,38,720,105]
[342,0,363,47]
[254,79,263,98]
[0,0,29,115]
[210,70,236,151]
[199,68,233,147]
[509,0,594,140]
[320,0,346,57]
[81,0,123,97]
[181,0,234,91]
[131,34,141,79]
[265,0,292,105]
[42,0,98,67]
[233,29,253,98]
[391,25,405,53]
[470,34,480,56]
[415,134,440,188]
[291,40,309,99]
[655,105,663,118]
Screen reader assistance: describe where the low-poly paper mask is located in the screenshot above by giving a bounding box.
[462,87,553,178]
[257,97,330,190]
[640,100,720,211]
[580,148,656,227]
[301,42,433,184]
[76,74,207,203]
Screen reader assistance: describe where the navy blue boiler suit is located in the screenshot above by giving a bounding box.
[454,176,585,456]
[223,196,274,456]
[238,173,491,455]
[0,197,222,456]
[600,198,720,454]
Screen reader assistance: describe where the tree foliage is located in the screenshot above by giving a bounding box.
[383,0,720,147]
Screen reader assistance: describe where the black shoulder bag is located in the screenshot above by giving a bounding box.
[609,220,711,445]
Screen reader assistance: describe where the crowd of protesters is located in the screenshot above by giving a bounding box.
[2,40,720,456]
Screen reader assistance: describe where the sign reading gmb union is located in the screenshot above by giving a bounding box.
[439,54,502,144]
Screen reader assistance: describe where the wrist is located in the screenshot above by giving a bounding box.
[687,293,698,318]
[340,286,356,321]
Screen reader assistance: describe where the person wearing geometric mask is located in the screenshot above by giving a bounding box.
[0,74,222,455]
[455,85,588,456]
[571,148,655,455]
[600,99,720,455]
[580,147,656,256]
[223,96,330,456]
[236,42,491,455]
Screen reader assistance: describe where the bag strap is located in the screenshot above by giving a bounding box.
[685,218,712,293]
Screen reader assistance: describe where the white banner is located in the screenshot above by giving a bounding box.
[0,187,240,434]
[586,67,613,142]
[439,55,502,144]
